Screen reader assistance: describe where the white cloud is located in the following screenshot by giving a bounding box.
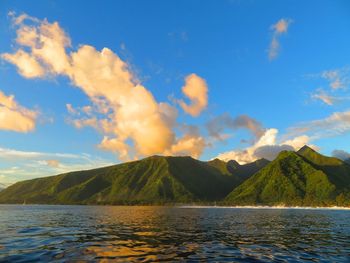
[0,146,113,185]
[0,90,37,132]
[308,67,350,107]
[287,110,350,140]
[0,146,83,159]
[216,128,313,164]
[268,18,292,60]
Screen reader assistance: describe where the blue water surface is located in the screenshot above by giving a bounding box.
[0,205,349,262]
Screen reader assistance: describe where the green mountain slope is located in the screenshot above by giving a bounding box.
[207,158,269,181]
[298,146,350,189]
[1,146,349,206]
[230,158,270,181]
[0,156,240,205]
[224,147,350,206]
[206,158,235,176]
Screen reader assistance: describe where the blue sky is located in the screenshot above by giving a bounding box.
[0,0,350,184]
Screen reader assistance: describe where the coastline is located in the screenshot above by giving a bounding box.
[1,203,350,210]
[179,205,350,210]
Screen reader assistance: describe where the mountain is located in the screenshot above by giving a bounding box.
[224,146,350,206]
[206,158,235,176]
[0,156,241,205]
[230,158,270,181]
[297,146,350,190]
[207,158,269,182]
[0,183,7,192]
[1,146,349,206]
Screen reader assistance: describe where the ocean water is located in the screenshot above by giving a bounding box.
[0,205,349,262]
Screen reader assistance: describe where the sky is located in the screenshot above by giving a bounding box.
[0,0,350,185]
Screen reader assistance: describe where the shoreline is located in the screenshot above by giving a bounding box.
[179,205,350,210]
[1,203,350,210]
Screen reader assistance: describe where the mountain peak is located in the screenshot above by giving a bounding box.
[297,145,315,154]
[253,158,270,166]
[297,145,345,168]
[147,155,194,161]
[210,158,226,163]
[227,160,240,168]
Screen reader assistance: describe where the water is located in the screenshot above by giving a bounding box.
[0,206,349,262]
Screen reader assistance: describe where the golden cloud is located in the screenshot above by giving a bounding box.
[0,90,37,132]
[3,13,206,160]
[178,73,208,117]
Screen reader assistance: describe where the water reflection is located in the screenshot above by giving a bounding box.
[0,205,349,262]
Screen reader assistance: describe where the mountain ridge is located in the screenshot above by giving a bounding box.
[0,155,240,205]
[1,146,350,206]
[0,183,7,192]
[224,148,350,206]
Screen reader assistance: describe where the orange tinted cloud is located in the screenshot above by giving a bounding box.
[0,90,37,132]
[268,18,292,60]
[3,13,207,160]
[178,74,208,117]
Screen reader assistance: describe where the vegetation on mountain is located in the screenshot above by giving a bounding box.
[1,146,350,206]
[207,158,269,181]
[0,156,239,205]
[224,147,350,206]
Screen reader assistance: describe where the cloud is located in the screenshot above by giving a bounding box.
[287,110,350,140]
[99,136,131,161]
[178,73,208,117]
[165,125,207,158]
[0,145,113,184]
[308,67,350,106]
[2,50,45,78]
[66,45,179,159]
[2,13,207,160]
[0,90,37,132]
[2,13,71,77]
[268,18,292,60]
[166,134,206,158]
[0,146,83,159]
[216,128,312,164]
[311,89,338,105]
[206,113,265,141]
[321,68,349,90]
[253,144,294,160]
[332,149,350,161]
[46,159,60,167]
[66,103,77,115]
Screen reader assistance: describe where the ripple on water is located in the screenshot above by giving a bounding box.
[0,205,350,262]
